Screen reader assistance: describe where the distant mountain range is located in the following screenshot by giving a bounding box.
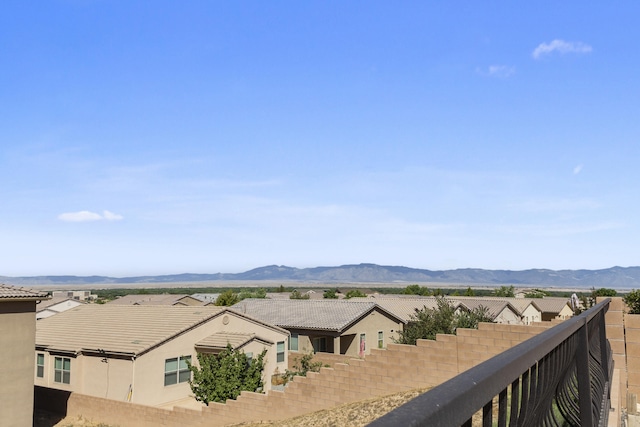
[3,264,640,289]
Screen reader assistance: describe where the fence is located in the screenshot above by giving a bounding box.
[369,298,612,427]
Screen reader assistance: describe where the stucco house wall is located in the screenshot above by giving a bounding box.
[0,285,49,427]
[521,304,542,324]
[35,307,288,408]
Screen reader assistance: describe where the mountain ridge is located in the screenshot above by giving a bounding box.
[2,264,640,288]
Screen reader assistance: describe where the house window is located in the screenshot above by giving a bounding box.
[36,353,45,378]
[313,337,327,353]
[378,331,384,349]
[54,357,71,384]
[164,356,191,386]
[289,333,299,351]
[359,333,366,355]
[277,341,285,363]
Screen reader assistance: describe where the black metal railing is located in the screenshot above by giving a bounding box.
[369,299,612,427]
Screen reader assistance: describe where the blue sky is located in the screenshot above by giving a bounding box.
[1,1,639,276]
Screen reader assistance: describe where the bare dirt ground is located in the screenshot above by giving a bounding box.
[42,387,429,427]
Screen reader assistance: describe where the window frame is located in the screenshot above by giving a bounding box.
[276,341,285,363]
[378,331,384,349]
[54,356,71,384]
[164,355,192,387]
[289,333,299,351]
[36,353,45,378]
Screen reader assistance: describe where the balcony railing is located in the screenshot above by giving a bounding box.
[369,298,612,427]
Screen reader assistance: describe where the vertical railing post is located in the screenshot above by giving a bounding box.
[576,317,594,425]
[599,309,611,398]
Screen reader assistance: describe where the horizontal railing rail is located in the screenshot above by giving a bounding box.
[369,298,612,427]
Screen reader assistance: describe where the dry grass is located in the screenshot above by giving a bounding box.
[230,387,430,427]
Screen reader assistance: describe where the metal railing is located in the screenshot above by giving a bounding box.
[369,299,612,427]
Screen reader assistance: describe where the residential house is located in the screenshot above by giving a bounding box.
[448,296,544,325]
[232,299,405,356]
[534,297,574,321]
[52,290,96,301]
[106,293,205,306]
[35,305,289,408]
[36,296,85,320]
[0,284,49,427]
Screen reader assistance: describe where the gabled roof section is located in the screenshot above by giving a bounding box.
[232,299,405,332]
[195,332,272,352]
[106,294,205,306]
[534,297,571,314]
[0,284,49,301]
[36,296,84,311]
[36,305,228,356]
[350,296,447,323]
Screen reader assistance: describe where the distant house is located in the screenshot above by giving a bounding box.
[106,293,205,306]
[35,305,289,408]
[447,296,543,325]
[0,284,49,426]
[232,299,405,356]
[36,296,85,320]
[534,298,574,321]
[52,290,96,301]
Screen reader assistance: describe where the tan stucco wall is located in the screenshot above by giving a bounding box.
[341,308,402,355]
[494,307,522,325]
[522,304,542,324]
[36,309,289,407]
[1,300,38,427]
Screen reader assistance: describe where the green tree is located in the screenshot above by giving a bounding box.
[188,345,266,404]
[395,296,456,344]
[290,290,310,299]
[454,306,493,330]
[592,287,617,297]
[323,289,338,299]
[344,289,367,299]
[277,285,286,293]
[495,285,515,297]
[284,352,325,383]
[624,290,640,314]
[464,287,475,297]
[524,289,547,299]
[395,296,494,345]
[238,288,267,300]
[214,290,240,306]
[402,284,430,296]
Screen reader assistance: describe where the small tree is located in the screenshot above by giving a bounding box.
[624,290,640,314]
[464,287,475,296]
[495,285,515,297]
[323,289,338,299]
[395,296,456,344]
[454,306,493,330]
[344,289,367,299]
[284,352,325,383]
[214,290,240,306]
[188,345,266,404]
[290,290,310,299]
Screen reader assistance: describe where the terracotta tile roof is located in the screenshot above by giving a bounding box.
[0,284,49,301]
[36,305,231,356]
[350,296,444,322]
[106,294,205,306]
[232,299,405,332]
[36,296,84,311]
[533,297,571,314]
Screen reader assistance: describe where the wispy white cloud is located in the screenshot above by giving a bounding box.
[476,65,515,78]
[573,164,583,175]
[58,210,124,222]
[532,39,592,59]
